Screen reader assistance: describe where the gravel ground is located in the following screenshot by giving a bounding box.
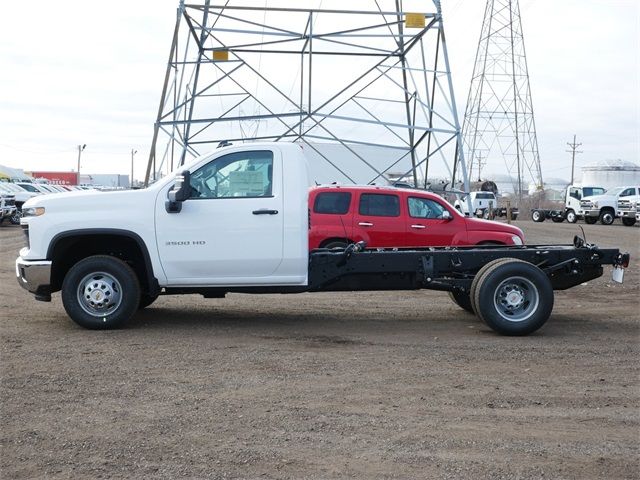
[1,220,638,479]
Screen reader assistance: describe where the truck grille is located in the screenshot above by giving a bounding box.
[580,200,594,209]
[4,198,15,207]
[617,200,633,211]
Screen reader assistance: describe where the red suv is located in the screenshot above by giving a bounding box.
[309,185,524,249]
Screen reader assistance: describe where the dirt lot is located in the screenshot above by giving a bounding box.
[1,220,638,479]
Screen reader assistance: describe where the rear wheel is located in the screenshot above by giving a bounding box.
[584,216,597,225]
[472,259,553,336]
[622,217,636,227]
[510,213,518,221]
[448,291,474,314]
[566,209,577,223]
[62,255,141,329]
[531,210,545,222]
[599,210,615,225]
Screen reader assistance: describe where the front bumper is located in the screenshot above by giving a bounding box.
[16,257,52,300]
[581,209,600,218]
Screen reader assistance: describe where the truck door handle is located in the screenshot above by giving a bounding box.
[358,222,374,227]
[252,209,279,215]
[411,224,426,229]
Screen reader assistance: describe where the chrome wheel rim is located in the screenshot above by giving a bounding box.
[567,211,575,222]
[602,213,613,224]
[77,271,123,317]
[493,276,539,322]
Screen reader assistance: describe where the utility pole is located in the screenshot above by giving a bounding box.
[566,134,582,185]
[76,144,86,185]
[476,153,486,181]
[131,149,137,188]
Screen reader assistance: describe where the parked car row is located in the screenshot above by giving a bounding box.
[531,184,640,226]
[0,182,93,224]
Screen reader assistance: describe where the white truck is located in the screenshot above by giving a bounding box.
[579,186,640,225]
[15,143,630,336]
[454,191,518,220]
[617,195,640,227]
[531,185,606,223]
[0,192,17,224]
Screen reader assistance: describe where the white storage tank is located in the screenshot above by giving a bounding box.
[580,160,640,190]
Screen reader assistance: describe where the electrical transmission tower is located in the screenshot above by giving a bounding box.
[145,0,470,196]
[459,0,543,200]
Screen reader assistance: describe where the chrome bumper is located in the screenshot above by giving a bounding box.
[16,257,52,298]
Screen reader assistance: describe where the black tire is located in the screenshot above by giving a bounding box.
[584,216,597,225]
[551,216,564,223]
[62,255,141,329]
[599,210,615,225]
[10,209,21,225]
[322,240,349,249]
[622,217,636,227]
[138,293,159,310]
[566,209,577,223]
[510,214,518,221]
[531,210,545,222]
[473,259,554,336]
[448,291,474,314]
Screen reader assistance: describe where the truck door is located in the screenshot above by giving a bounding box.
[405,195,461,246]
[154,149,284,284]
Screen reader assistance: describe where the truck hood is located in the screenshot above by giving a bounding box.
[465,217,523,237]
[23,188,149,211]
[581,194,615,203]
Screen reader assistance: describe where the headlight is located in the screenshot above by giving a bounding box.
[22,207,45,217]
[511,235,523,245]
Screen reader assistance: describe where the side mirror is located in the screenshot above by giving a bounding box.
[165,170,191,213]
[441,210,452,221]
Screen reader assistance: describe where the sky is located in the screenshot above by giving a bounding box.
[0,0,638,183]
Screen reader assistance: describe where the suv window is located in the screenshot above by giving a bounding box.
[359,193,400,217]
[314,192,352,214]
[620,188,636,197]
[408,197,447,219]
[190,151,273,199]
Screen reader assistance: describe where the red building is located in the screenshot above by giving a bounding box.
[27,171,79,185]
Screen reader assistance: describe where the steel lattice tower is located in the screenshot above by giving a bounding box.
[459,0,543,199]
[144,0,470,198]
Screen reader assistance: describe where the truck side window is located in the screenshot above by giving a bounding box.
[569,188,581,200]
[314,192,352,214]
[620,188,634,197]
[408,197,446,219]
[359,193,400,217]
[189,151,273,199]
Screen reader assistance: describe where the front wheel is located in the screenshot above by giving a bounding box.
[566,209,577,223]
[10,209,21,225]
[62,255,141,329]
[622,217,636,227]
[599,210,615,225]
[472,259,554,336]
[584,216,597,225]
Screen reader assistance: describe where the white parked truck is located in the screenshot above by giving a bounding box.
[531,185,606,223]
[579,186,640,225]
[616,195,640,227]
[16,143,630,336]
[454,191,518,220]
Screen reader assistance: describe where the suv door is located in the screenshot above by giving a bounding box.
[155,149,284,284]
[405,194,462,246]
[353,192,404,247]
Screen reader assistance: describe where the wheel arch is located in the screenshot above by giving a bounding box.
[47,229,158,295]
[319,237,352,248]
